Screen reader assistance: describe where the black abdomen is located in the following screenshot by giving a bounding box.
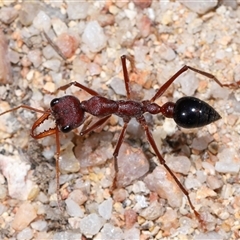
[173,97,221,128]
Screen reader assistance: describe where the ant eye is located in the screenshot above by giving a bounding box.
[50,98,59,107]
[61,125,72,133]
[61,125,71,133]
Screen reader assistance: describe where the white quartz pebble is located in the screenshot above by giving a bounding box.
[82,21,106,53]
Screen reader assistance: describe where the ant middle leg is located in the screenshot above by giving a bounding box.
[80,115,111,136]
[121,55,137,99]
[55,81,100,97]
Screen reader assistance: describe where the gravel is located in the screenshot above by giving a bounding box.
[0,0,240,239]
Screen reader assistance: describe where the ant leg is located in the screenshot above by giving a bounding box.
[121,55,137,99]
[55,81,100,97]
[42,32,66,60]
[151,65,192,102]
[151,65,238,102]
[137,115,204,225]
[112,120,129,189]
[32,123,62,209]
[186,65,240,89]
[0,105,46,117]
[25,110,63,208]
[80,115,111,136]
[0,104,63,208]
[55,127,63,210]
[221,80,240,88]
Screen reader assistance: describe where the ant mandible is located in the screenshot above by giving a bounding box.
[0,55,238,224]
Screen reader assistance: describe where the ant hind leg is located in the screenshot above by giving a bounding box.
[111,121,129,190]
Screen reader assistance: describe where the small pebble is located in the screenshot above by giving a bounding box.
[0,155,35,200]
[75,132,113,168]
[140,200,164,220]
[133,0,152,9]
[206,175,223,190]
[136,15,152,37]
[179,0,218,14]
[159,44,176,62]
[132,181,149,194]
[12,202,37,231]
[165,155,191,175]
[55,33,79,59]
[28,49,42,68]
[0,30,12,84]
[42,45,60,60]
[0,184,7,199]
[19,2,40,26]
[82,21,106,53]
[33,10,51,32]
[124,209,138,229]
[59,143,80,174]
[176,70,199,96]
[196,186,217,199]
[113,188,128,202]
[80,213,104,236]
[51,18,68,36]
[215,148,240,173]
[87,62,101,76]
[101,223,124,239]
[98,198,113,220]
[69,189,88,205]
[42,59,61,72]
[160,208,179,232]
[194,231,223,240]
[185,175,202,189]
[0,7,18,24]
[221,183,233,199]
[135,195,148,209]
[65,198,84,218]
[124,227,140,240]
[53,231,82,240]
[110,77,127,96]
[16,227,33,240]
[144,166,183,208]
[116,142,149,187]
[0,203,6,215]
[191,135,213,151]
[67,1,89,20]
[9,49,20,64]
[30,220,47,231]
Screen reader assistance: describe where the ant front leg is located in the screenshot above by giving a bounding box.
[30,112,64,209]
[0,105,46,117]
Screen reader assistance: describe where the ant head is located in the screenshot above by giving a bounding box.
[50,95,85,133]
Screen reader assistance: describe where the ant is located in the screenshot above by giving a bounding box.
[0,55,238,225]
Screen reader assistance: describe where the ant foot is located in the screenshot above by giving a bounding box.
[194,210,207,231]
[223,80,240,89]
[109,175,118,195]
